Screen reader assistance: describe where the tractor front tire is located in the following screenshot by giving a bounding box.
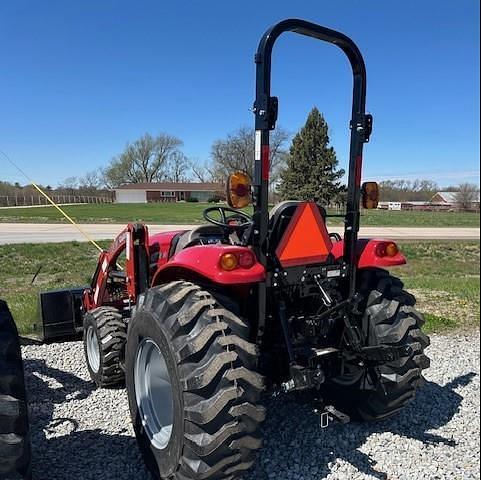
[329,269,431,421]
[126,281,265,480]
[0,300,31,480]
[83,307,127,388]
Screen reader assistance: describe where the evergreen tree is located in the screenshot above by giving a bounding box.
[279,107,345,204]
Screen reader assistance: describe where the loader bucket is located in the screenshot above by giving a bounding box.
[36,287,85,342]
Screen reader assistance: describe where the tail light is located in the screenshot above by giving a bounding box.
[238,252,256,268]
[375,242,400,258]
[220,251,256,271]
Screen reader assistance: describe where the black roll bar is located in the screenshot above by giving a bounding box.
[252,19,372,300]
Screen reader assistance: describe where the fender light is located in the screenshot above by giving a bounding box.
[220,251,256,271]
[375,242,400,258]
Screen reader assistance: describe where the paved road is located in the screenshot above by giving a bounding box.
[0,223,479,244]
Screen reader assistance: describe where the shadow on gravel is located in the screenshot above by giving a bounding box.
[23,358,149,480]
[246,372,478,480]
[22,357,477,480]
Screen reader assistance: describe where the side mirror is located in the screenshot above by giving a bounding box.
[361,182,379,209]
[226,172,252,209]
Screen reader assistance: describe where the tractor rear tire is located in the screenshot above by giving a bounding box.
[125,281,265,480]
[83,307,127,388]
[0,300,31,480]
[328,269,431,421]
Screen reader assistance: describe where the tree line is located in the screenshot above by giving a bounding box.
[379,180,440,202]
[0,180,112,198]
[3,107,478,208]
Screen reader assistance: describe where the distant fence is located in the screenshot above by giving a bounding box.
[0,194,114,207]
[325,205,347,215]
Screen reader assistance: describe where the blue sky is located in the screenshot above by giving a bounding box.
[0,0,479,187]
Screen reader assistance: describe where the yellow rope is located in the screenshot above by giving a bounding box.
[2,149,104,253]
[30,182,104,252]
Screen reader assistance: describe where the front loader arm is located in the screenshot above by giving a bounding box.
[83,223,150,312]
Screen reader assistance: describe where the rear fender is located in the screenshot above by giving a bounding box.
[331,238,407,269]
[152,245,265,286]
[149,230,187,269]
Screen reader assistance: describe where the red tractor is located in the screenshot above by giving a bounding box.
[80,19,430,480]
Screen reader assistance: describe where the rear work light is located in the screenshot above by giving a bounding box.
[220,251,256,271]
[375,242,400,258]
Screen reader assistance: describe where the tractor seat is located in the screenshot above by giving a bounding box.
[269,201,327,252]
[170,224,225,257]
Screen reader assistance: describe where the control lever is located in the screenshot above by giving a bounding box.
[313,275,333,307]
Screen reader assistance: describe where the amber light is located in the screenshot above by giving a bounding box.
[227,171,252,209]
[220,253,239,271]
[234,183,249,197]
[376,242,399,258]
[362,182,380,210]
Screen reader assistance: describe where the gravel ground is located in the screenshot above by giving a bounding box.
[22,332,480,480]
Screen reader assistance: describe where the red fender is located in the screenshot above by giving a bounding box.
[149,230,188,268]
[331,238,407,269]
[152,245,266,286]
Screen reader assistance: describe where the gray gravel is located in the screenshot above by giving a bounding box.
[22,332,480,480]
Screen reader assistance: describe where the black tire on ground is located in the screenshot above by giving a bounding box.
[126,281,265,480]
[83,306,127,388]
[0,300,31,480]
[328,269,431,422]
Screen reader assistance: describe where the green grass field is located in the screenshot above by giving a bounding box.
[0,241,110,335]
[1,240,478,336]
[392,241,480,332]
[0,203,479,227]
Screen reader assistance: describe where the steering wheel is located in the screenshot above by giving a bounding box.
[203,206,253,230]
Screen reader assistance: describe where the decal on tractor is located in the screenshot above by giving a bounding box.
[276,202,333,267]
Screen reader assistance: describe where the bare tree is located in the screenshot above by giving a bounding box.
[104,133,183,186]
[59,177,79,189]
[211,126,289,185]
[455,183,480,211]
[58,177,79,195]
[79,169,103,190]
[165,151,192,183]
[191,159,216,183]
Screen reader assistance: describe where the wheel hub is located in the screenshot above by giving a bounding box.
[86,326,101,373]
[134,338,174,450]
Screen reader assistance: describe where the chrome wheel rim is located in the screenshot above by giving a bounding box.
[134,338,174,450]
[86,326,101,373]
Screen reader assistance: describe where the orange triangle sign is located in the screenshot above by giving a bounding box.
[275,202,333,268]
